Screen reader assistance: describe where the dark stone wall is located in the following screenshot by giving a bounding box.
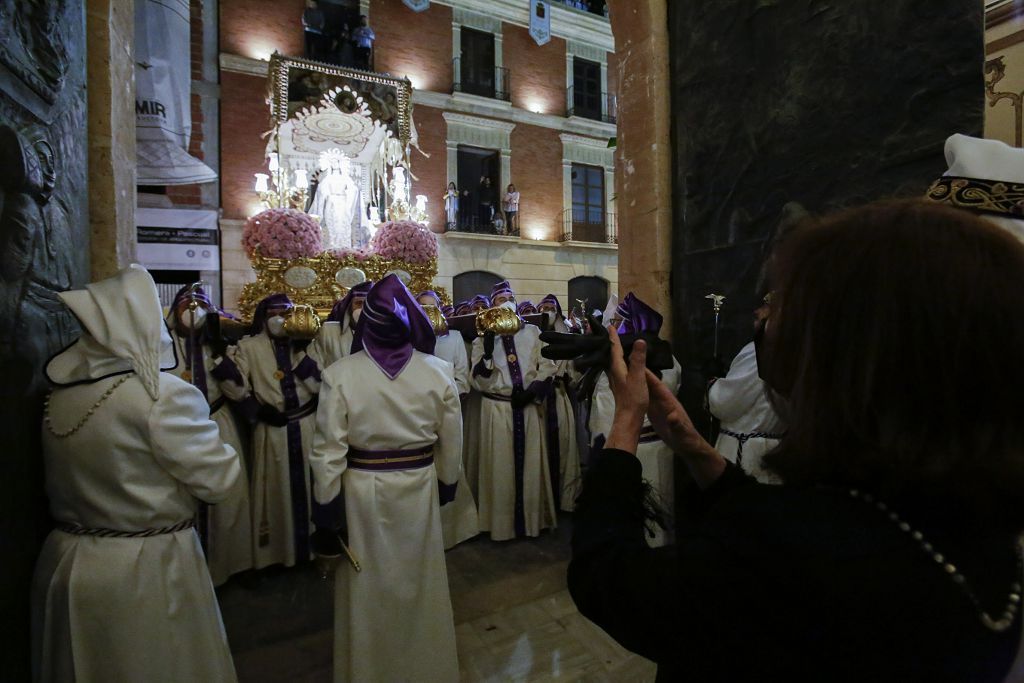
[667,0,984,421]
[0,0,89,677]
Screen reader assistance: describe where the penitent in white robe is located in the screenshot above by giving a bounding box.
[590,358,682,548]
[32,373,239,683]
[546,358,581,512]
[170,329,252,585]
[314,318,356,371]
[708,341,783,484]
[311,350,462,683]
[218,334,322,569]
[433,333,479,548]
[462,335,482,499]
[471,325,558,541]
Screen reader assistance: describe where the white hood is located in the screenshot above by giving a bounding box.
[46,264,177,399]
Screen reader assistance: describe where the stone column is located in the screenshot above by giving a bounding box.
[87,0,137,280]
[606,0,673,333]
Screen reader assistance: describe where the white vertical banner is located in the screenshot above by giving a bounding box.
[403,0,431,11]
[135,0,217,185]
[530,0,552,46]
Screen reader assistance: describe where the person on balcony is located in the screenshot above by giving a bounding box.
[443,182,459,231]
[477,176,495,232]
[352,15,375,70]
[503,183,521,235]
[302,0,329,62]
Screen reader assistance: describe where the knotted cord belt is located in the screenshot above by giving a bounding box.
[718,428,784,465]
[55,519,196,538]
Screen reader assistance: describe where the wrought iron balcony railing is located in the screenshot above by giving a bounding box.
[566,86,617,124]
[559,209,617,244]
[452,58,511,102]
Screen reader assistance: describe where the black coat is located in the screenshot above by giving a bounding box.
[568,449,1022,682]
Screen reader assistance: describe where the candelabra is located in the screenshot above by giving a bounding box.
[254,153,310,211]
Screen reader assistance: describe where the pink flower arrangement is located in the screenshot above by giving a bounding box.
[369,220,438,264]
[242,208,323,260]
[328,247,373,262]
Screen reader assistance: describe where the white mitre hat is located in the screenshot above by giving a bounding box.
[46,264,177,399]
[925,134,1024,240]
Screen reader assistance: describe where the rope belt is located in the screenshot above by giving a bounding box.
[482,392,512,402]
[719,428,784,465]
[55,519,196,538]
[348,445,434,472]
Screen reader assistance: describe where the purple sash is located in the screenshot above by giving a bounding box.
[272,339,311,559]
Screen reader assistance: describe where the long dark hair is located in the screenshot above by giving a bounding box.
[762,200,1024,526]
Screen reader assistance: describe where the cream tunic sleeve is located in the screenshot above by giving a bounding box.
[148,376,241,504]
[310,368,349,504]
[434,373,464,486]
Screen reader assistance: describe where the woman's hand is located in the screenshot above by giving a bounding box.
[645,369,726,488]
[605,326,649,454]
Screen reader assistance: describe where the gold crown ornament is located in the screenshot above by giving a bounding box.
[475,306,524,337]
[422,305,449,336]
[283,304,322,340]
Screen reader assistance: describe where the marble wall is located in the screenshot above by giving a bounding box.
[667,0,984,419]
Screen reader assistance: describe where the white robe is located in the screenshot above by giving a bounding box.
[471,325,558,541]
[589,358,682,547]
[547,359,581,512]
[170,329,252,585]
[219,334,322,569]
[462,336,482,499]
[311,350,462,683]
[32,373,239,683]
[434,333,479,548]
[708,341,783,484]
[314,319,356,371]
[310,171,361,251]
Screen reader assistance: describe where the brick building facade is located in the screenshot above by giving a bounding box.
[154,0,620,313]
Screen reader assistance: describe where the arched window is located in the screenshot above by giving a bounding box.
[568,275,609,317]
[453,270,504,304]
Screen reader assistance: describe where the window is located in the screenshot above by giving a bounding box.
[568,276,610,320]
[456,145,501,233]
[571,58,602,120]
[571,163,606,242]
[459,28,496,98]
[454,271,504,305]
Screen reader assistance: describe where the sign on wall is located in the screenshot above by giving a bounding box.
[136,208,220,271]
[530,0,551,46]
[403,0,431,12]
[135,0,216,185]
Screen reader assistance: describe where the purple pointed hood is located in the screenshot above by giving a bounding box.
[352,274,436,379]
[491,280,515,301]
[442,304,456,318]
[417,290,443,308]
[517,301,537,316]
[327,280,373,326]
[251,293,293,336]
[470,294,491,311]
[616,293,663,336]
[453,300,471,316]
[539,293,563,317]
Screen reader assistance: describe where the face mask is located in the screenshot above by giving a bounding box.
[179,307,207,329]
[544,311,556,324]
[267,315,287,338]
[499,300,516,312]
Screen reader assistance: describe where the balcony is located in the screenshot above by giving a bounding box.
[558,0,609,17]
[560,209,617,244]
[445,213,520,238]
[452,58,511,102]
[566,87,617,124]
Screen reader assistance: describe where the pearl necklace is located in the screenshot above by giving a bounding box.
[849,489,1022,633]
[44,374,132,438]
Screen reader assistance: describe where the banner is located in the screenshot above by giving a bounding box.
[136,208,220,271]
[530,0,551,46]
[135,0,216,185]
[403,0,431,11]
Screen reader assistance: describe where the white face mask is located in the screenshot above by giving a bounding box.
[544,311,556,325]
[266,315,287,338]
[499,300,517,312]
[179,307,207,329]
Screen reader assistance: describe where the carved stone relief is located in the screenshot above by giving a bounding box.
[0,0,89,677]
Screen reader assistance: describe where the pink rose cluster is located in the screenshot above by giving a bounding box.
[369,220,438,264]
[328,247,373,262]
[242,208,323,260]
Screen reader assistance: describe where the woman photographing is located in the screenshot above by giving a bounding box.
[569,200,1024,682]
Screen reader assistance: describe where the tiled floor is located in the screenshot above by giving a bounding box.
[218,515,656,681]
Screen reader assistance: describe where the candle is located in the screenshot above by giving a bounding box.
[293,168,309,188]
[254,173,270,192]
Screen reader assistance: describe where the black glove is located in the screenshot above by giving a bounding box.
[483,331,495,358]
[511,388,537,410]
[293,338,313,353]
[207,314,228,358]
[256,402,289,427]
[311,528,343,557]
